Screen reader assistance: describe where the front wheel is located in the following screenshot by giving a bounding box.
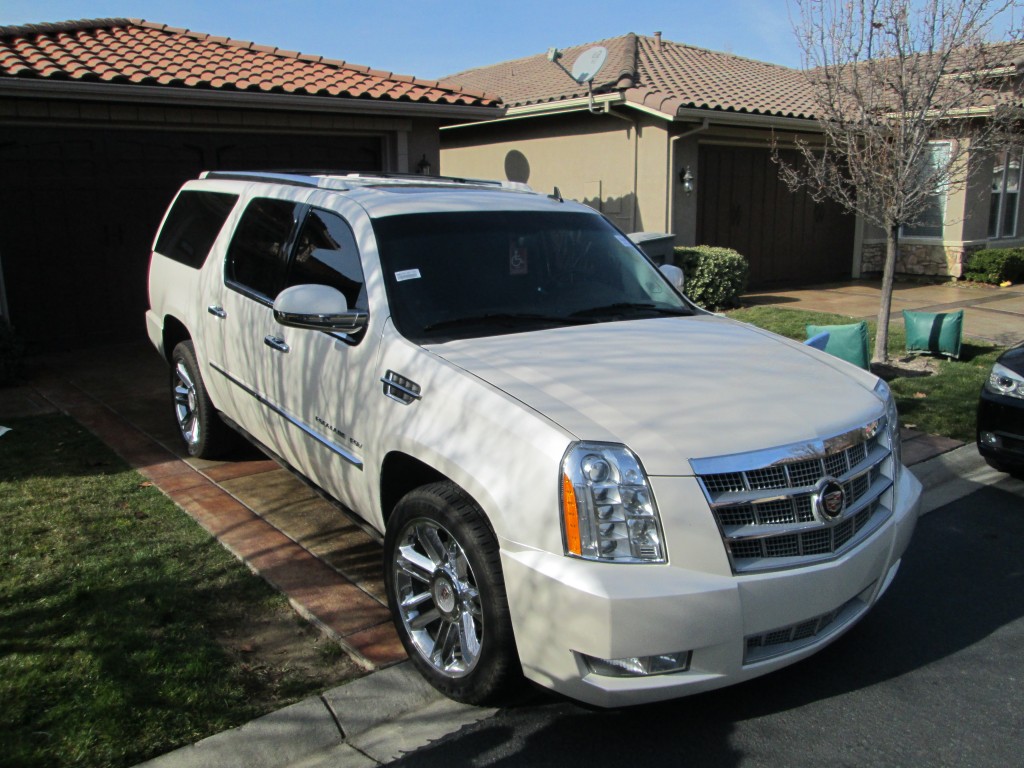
[384,481,519,705]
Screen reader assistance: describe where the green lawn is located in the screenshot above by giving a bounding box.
[0,414,356,768]
[726,306,1001,442]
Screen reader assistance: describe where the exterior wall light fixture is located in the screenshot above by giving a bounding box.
[416,154,432,175]
[679,166,695,194]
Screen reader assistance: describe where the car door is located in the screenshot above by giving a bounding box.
[260,198,380,514]
[203,191,308,449]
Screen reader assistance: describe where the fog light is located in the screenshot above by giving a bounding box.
[980,431,1001,447]
[582,650,691,677]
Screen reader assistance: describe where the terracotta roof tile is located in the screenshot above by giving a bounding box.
[444,32,818,118]
[0,17,501,108]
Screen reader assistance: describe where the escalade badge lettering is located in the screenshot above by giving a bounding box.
[815,479,846,522]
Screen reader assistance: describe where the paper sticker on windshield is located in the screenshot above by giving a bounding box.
[509,242,528,275]
[395,269,422,282]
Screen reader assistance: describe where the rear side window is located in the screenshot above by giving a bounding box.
[286,208,367,310]
[226,198,301,300]
[155,191,238,269]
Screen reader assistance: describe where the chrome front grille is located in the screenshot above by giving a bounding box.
[691,419,895,574]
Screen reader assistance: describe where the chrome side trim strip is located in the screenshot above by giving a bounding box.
[210,363,363,470]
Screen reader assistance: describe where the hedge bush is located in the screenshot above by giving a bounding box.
[674,245,749,310]
[0,317,24,386]
[962,247,1024,285]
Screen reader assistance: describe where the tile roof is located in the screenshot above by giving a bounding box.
[443,32,820,119]
[0,18,500,108]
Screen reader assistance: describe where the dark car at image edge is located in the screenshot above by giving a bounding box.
[978,342,1024,476]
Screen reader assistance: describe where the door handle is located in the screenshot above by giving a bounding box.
[207,305,227,319]
[263,335,290,353]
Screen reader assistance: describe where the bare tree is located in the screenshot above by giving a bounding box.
[776,0,1022,363]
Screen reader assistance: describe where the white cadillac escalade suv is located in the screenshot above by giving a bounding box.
[146,171,921,707]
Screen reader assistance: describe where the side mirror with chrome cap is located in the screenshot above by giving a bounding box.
[273,284,368,334]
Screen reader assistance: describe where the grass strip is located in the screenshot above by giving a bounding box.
[0,413,352,768]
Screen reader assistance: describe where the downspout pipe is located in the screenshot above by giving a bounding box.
[667,117,710,234]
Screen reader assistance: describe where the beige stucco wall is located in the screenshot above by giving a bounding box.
[441,110,676,234]
[860,139,1024,278]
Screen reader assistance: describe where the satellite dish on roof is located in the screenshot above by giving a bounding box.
[547,44,611,115]
[571,46,608,84]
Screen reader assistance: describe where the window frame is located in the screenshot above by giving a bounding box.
[900,141,952,240]
[155,190,239,269]
[223,198,370,345]
[988,148,1023,241]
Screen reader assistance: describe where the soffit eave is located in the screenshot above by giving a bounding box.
[0,78,505,121]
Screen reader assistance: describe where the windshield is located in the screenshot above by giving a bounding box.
[373,210,692,342]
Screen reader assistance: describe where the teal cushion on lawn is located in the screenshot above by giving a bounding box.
[806,321,870,369]
[903,309,963,359]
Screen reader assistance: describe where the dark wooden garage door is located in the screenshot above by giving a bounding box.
[0,128,382,349]
[697,145,855,288]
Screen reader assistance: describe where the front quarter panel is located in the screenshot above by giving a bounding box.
[369,321,574,551]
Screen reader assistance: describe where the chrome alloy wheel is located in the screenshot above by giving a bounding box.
[392,519,483,678]
[172,361,201,447]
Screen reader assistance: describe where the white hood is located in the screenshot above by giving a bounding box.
[428,315,884,476]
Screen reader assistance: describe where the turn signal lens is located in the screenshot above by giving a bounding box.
[562,473,582,556]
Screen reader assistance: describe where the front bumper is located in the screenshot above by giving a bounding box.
[501,467,921,707]
[977,389,1024,467]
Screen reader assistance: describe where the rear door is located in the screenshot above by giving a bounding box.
[204,189,310,448]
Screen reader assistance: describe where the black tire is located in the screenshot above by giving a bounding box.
[169,341,234,459]
[384,481,520,705]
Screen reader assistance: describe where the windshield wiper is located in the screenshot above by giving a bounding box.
[569,302,692,319]
[422,312,591,333]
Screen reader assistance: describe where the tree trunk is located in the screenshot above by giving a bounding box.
[873,224,900,365]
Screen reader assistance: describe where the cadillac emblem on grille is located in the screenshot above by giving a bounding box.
[814,478,846,522]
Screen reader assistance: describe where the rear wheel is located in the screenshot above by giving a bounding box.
[384,481,519,704]
[170,341,233,459]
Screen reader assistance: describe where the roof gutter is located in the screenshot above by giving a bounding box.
[442,93,626,130]
[672,106,821,133]
[0,78,505,121]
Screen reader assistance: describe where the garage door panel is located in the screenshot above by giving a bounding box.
[0,127,384,348]
[698,145,854,288]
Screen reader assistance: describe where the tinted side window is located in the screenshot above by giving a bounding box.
[155,191,238,268]
[226,198,301,300]
[286,208,367,310]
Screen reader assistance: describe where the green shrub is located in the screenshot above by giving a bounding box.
[674,245,749,310]
[0,316,24,386]
[962,247,1024,285]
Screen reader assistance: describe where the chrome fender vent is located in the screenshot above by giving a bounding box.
[381,370,422,405]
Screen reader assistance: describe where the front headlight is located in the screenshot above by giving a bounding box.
[874,379,903,470]
[985,362,1024,400]
[560,442,666,563]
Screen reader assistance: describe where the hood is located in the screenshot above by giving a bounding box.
[427,315,884,476]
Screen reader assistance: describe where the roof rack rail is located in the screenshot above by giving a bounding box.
[199,169,534,193]
[200,171,320,187]
[339,170,506,187]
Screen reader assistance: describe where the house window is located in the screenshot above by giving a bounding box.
[902,142,951,239]
[988,150,1022,239]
